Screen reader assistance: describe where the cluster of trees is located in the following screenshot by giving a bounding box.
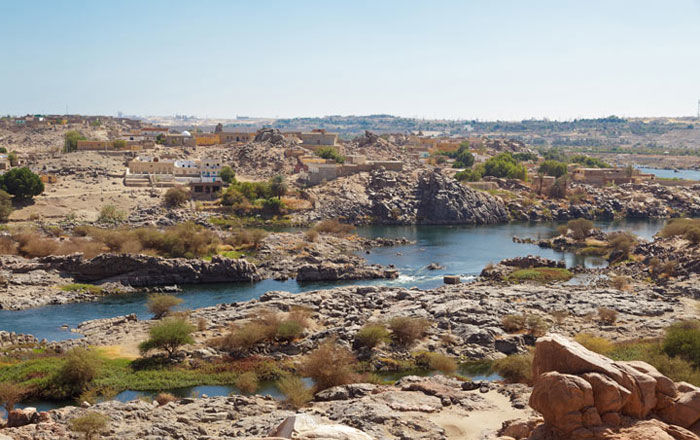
[441,142,475,168]
[221,175,287,215]
[455,152,529,182]
[537,153,610,178]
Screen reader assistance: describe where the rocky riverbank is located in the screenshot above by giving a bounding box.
[0,376,532,440]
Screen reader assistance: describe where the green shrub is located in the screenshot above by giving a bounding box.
[607,231,637,259]
[147,294,183,319]
[269,175,287,200]
[570,155,610,168]
[415,352,457,374]
[493,352,533,384]
[219,166,235,184]
[526,315,550,337]
[388,317,431,346]
[163,187,189,208]
[68,411,109,440]
[354,324,390,349]
[483,153,527,180]
[61,283,103,295]
[262,197,285,215]
[663,321,700,367]
[97,205,126,224]
[221,187,248,207]
[302,339,357,391]
[455,168,483,182]
[139,317,195,359]
[58,347,102,396]
[212,309,309,354]
[277,375,312,409]
[538,160,568,177]
[0,167,44,201]
[64,130,86,153]
[235,371,258,394]
[315,147,345,164]
[275,320,304,341]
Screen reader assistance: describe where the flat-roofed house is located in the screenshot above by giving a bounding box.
[299,130,338,150]
[571,167,656,186]
[127,157,175,174]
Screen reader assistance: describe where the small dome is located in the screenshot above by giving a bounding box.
[182,130,191,137]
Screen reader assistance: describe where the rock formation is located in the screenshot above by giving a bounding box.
[502,333,700,440]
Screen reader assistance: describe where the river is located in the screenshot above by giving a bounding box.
[0,219,666,342]
[637,167,700,181]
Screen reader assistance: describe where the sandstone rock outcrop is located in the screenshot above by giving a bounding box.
[525,334,700,439]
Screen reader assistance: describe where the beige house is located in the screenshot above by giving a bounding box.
[128,157,175,174]
[218,132,255,144]
[299,130,338,149]
[571,168,655,186]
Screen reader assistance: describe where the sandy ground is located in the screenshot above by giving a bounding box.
[428,390,533,439]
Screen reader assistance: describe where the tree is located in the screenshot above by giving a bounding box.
[147,293,183,319]
[221,187,248,207]
[483,153,528,180]
[453,148,474,168]
[0,147,6,153]
[262,197,285,215]
[163,186,189,208]
[155,133,165,145]
[219,166,235,184]
[139,317,195,359]
[0,167,44,201]
[64,130,86,153]
[269,175,287,200]
[0,189,12,221]
[112,139,127,150]
[538,160,568,178]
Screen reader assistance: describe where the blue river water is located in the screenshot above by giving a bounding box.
[0,220,666,342]
[638,167,700,181]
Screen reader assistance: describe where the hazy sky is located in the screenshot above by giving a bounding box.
[2,0,700,120]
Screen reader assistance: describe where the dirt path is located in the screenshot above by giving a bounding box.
[428,390,533,439]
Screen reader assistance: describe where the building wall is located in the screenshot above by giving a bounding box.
[195,134,220,146]
[300,132,338,147]
[218,132,255,143]
[128,160,175,174]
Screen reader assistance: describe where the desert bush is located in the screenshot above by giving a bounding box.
[0,235,18,254]
[574,333,614,354]
[221,187,248,207]
[219,166,235,184]
[304,229,319,242]
[312,219,354,236]
[550,309,569,325]
[538,160,568,178]
[607,231,637,260]
[147,294,183,319]
[663,320,700,367]
[162,186,189,208]
[610,275,630,290]
[501,314,526,333]
[58,347,102,396]
[275,320,305,341]
[315,147,345,163]
[483,153,527,180]
[548,176,568,198]
[139,317,195,359]
[567,218,593,240]
[227,228,268,249]
[262,197,285,215]
[302,339,357,391]
[493,352,533,384]
[0,189,12,221]
[0,382,26,412]
[97,205,126,224]
[213,309,309,353]
[598,307,618,325]
[197,317,207,332]
[354,324,390,349]
[155,392,177,406]
[659,218,700,240]
[277,375,312,409]
[388,317,431,346]
[68,411,109,440]
[415,352,457,374]
[684,227,700,245]
[660,260,677,277]
[526,315,550,337]
[235,372,259,394]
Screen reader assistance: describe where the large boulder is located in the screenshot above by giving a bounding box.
[269,414,374,440]
[529,371,600,436]
[532,334,658,418]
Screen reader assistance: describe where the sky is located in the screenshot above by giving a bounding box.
[2,0,700,120]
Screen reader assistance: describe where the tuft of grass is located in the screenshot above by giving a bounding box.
[414,352,457,374]
[507,267,573,283]
[354,324,391,350]
[574,333,614,355]
[493,352,533,384]
[388,317,431,346]
[60,283,103,295]
[234,371,258,394]
[302,339,357,391]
